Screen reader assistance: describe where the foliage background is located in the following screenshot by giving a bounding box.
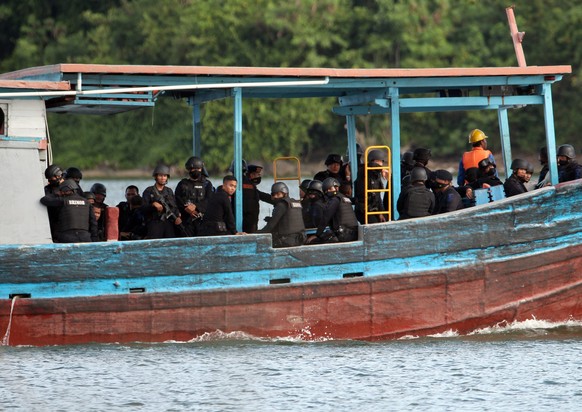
[1,0,580,174]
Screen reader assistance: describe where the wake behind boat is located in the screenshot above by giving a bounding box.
[1,10,580,346]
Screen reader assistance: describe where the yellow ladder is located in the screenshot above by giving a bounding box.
[273,156,302,189]
[363,145,391,223]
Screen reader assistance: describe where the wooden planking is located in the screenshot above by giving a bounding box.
[4,100,47,139]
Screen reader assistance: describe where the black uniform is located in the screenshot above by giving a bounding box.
[558,161,582,183]
[302,195,326,229]
[240,177,272,233]
[354,169,385,224]
[175,176,214,236]
[258,197,305,247]
[40,192,98,243]
[43,183,61,241]
[119,207,147,240]
[397,183,435,220]
[433,187,463,214]
[316,193,359,242]
[504,174,527,197]
[142,185,180,239]
[199,188,236,236]
[313,170,343,184]
[116,201,131,234]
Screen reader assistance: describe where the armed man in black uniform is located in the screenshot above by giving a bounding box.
[433,170,464,214]
[397,167,435,220]
[43,164,64,241]
[175,156,214,236]
[142,165,183,239]
[241,164,273,233]
[302,180,326,229]
[504,159,529,197]
[257,182,305,247]
[40,179,98,243]
[307,177,359,244]
[557,144,582,183]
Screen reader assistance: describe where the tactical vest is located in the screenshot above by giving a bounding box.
[401,185,434,218]
[179,178,210,205]
[275,197,305,235]
[335,193,359,228]
[57,195,90,232]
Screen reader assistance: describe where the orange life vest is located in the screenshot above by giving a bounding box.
[462,147,492,171]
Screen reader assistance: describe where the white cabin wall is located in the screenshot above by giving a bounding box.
[0,99,52,244]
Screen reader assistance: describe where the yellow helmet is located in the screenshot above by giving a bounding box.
[468,129,488,143]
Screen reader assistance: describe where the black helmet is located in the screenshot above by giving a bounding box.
[510,158,529,171]
[59,179,79,193]
[185,156,204,170]
[401,152,415,167]
[322,177,340,192]
[83,191,96,200]
[324,154,343,166]
[368,149,385,163]
[152,164,171,177]
[228,159,248,174]
[90,182,107,196]
[345,143,364,164]
[44,165,63,179]
[477,158,495,170]
[413,148,432,162]
[465,167,479,183]
[434,169,453,182]
[271,181,289,195]
[557,144,576,159]
[307,179,323,195]
[300,179,312,192]
[410,167,428,182]
[63,167,83,180]
[526,162,534,174]
[247,164,263,174]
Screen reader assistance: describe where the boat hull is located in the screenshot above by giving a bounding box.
[2,181,582,346]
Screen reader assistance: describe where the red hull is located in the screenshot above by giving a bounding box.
[2,244,582,346]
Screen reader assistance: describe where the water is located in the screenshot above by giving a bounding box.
[2,321,582,411]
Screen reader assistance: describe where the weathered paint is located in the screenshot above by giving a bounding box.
[1,180,582,345]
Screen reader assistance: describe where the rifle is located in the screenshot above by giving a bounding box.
[152,186,194,237]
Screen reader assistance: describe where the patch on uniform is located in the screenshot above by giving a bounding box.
[67,200,86,206]
[290,201,302,208]
[341,197,353,204]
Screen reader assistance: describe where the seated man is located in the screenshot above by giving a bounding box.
[397,167,435,220]
[504,159,529,197]
[257,182,305,247]
[557,144,582,183]
[314,154,344,183]
[307,177,359,244]
[433,170,463,214]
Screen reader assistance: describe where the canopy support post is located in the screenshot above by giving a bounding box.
[189,100,202,156]
[346,115,358,187]
[542,83,559,185]
[233,88,244,232]
[497,108,512,179]
[389,87,401,221]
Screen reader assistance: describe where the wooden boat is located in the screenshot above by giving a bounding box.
[1,14,580,346]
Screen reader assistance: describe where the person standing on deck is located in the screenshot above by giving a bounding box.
[40,179,98,243]
[63,167,84,195]
[43,164,64,241]
[433,170,463,214]
[90,182,109,241]
[557,144,582,183]
[142,165,182,239]
[116,185,139,238]
[257,182,305,247]
[175,156,214,236]
[241,164,273,233]
[307,177,358,244]
[199,175,239,236]
[503,159,529,197]
[314,154,345,184]
[457,129,497,186]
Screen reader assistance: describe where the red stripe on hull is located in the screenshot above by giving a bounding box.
[2,245,582,346]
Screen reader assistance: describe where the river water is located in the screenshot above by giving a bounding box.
[4,179,580,410]
[2,320,582,411]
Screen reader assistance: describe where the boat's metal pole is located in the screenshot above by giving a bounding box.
[389,87,400,221]
[542,83,559,185]
[506,6,527,68]
[346,115,358,186]
[497,108,512,179]
[233,88,244,232]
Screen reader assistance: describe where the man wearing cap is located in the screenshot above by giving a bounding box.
[40,179,98,243]
[458,129,497,186]
[354,149,388,224]
[433,170,463,214]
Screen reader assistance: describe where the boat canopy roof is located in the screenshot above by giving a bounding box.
[0,63,572,115]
